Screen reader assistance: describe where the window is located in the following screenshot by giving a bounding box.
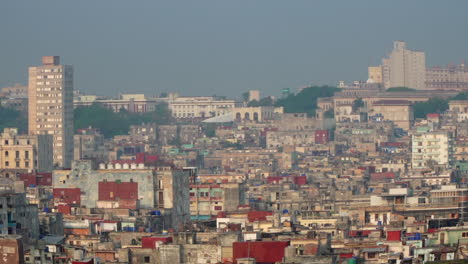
[25,162,29,168]
[144,256,150,263]
[16,162,20,168]
[4,151,8,157]
[15,151,19,158]
[25,151,29,159]
[5,161,9,167]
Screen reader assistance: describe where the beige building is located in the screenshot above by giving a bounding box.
[168,96,237,119]
[426,63,468,90]
[28,56,74,168]
[233,106,280,122]
[248,90,260,101]
[369,100,414,130]
[0,128,53,177]
[381,41,426,89]
[449,100,468,122]
[368,66,383,83]
[334,104,362,123]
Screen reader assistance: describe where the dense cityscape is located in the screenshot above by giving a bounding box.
[2,1,468,263]
[0,39,468,264]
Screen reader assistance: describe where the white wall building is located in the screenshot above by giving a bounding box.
[167,96,237,119]
[412,129,452,169]
[381,41,426,89]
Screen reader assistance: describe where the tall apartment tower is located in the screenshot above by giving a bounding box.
[28,56,73,168]
[381,41,426,89]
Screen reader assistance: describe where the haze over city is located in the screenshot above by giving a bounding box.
[3,1,468,264]
[1,1,468,97]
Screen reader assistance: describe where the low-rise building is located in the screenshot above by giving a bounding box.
[0,128,53,177]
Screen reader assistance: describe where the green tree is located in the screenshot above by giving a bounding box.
[451,92,468,100]
[0,106,27,133]
[74,102,171,138]
[413,97,449,118]
[352,98,364,112]
[275,86,341,116]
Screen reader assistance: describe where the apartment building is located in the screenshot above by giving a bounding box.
[28,56,73,168]
[0,128,53,177]
[380,41,426,89]
[412,128,453,169]
[0,192,40,241]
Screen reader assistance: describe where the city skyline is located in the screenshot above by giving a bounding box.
[1,1,468,97]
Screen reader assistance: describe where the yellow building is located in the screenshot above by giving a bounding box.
[0,128,53,177]
[368,66,383,83]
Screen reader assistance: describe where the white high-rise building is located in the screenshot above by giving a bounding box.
[382,41,426,89]
[28,56,74,168]
[412,129,452,169]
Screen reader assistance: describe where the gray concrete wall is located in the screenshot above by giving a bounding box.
[53,160,155,209]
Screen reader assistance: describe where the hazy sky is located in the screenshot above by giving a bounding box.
[1,1,467,98]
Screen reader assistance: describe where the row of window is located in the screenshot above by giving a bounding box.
[36,124,62,128]
[37,111,62,116]
[4,150,29,158]
[36,93,62,98]
[41,68,62,73]
[4,160,30,168]
[36,99,62,104]
[189,191,223,197]
[36,81,62,86]
[36,74,63,79]
[36,118,63,122]
[4,139,31,145]
[37,106,65,111]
